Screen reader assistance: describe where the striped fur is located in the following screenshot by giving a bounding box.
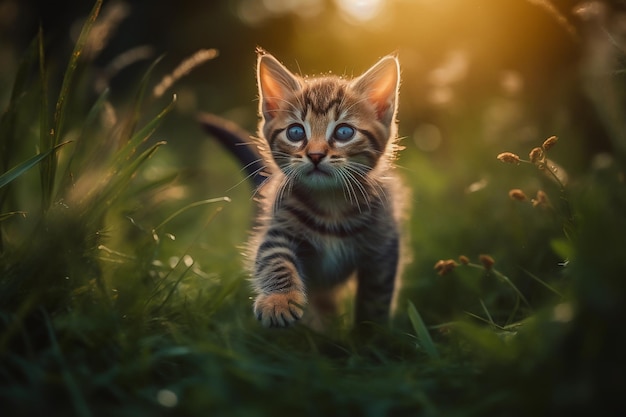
[250,50,407,328]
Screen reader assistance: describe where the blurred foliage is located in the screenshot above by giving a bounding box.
[1,0,626,416]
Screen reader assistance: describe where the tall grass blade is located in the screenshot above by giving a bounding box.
[119,55,164,141]
[154,262,193,313]
[521,267,564,298]
[0,212,26,223]
[6,37,39,105]
[0,31,41,249]
[43,311,93,417]
[153,197,231,232]
[41,0,103,211]
[38,25,52,211]
[0,142,71,189]
[145,205,227,310]
[479,299,496,327]
[492,270,532,310]
[58,88,111,191]
[129,171,179,197]
[52,0,103,146]
[94,141,167,211]
[72,95,174,214]
[407,301,439,359]
[83,88,112,130]
[112,94,176,171]
[0,31,40,170]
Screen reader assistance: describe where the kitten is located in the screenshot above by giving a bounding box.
[202,49,407,328]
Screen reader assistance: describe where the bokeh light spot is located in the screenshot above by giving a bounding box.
[336,0,385,22]
[157,389,178,408]
[413,123,442,152]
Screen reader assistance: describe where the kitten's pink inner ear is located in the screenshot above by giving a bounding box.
[356,57,399,124]
[259,64,282,116]
[258,56,300,120]
[371,69,397,117]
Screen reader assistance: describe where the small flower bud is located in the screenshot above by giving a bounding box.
[434,259,458,276]
[532,190,551,208]
[479,254,495,270]
[497,152,521,165]
[529,147,544,165]
[458,255,470,265]
[542,136,558,151]
[508,189,527,201]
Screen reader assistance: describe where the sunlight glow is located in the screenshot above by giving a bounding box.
[335,0,385,22]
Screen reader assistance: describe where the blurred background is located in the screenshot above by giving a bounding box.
[1,0,625,322]
[5,0,618,146]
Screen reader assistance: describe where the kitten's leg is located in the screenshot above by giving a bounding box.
[252,230,306,327]
[354,236,399,326]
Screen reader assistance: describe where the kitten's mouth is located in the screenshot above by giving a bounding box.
[306,166,331,177]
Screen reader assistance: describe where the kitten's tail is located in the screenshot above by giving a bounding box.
[198,113,267,188]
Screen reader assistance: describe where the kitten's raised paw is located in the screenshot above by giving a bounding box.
[254,291,306,328]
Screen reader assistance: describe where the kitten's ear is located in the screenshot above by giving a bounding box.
[257,52,301,120]
[351,56,400,126]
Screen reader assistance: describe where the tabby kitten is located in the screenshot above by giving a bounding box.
[250,50,405,328]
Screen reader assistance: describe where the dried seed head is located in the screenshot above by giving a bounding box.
[497,152,521,165]
[508,189,527,201]
[459,255,470,265]
[532,190,551,208]
[529,147,544,164]
[542,136,558,151]
[434,259,458,276]
[479,254,495,270]
[153,49,219,98]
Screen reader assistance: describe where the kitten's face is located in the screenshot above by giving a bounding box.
[257,52,399,191]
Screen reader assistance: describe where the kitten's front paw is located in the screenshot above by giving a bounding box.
[254,291,306,328]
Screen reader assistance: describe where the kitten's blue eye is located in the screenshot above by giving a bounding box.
[333,124,355,142]
[286,124,306,142]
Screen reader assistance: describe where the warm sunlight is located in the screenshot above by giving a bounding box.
[335,0,386,22]
[3,1,624,415]
[236,0,390,25]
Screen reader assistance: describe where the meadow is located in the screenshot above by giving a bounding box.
[1,0,625,415]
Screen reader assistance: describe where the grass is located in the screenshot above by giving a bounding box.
[2,2,626,416]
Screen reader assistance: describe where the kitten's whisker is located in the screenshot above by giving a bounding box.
[345,164,387,208]
[346,173,365,213]
[342,173,357,206]
[227,164,268,194]
[281,163,302,203]
[336,170,360,212]
[271,150,294,162]
[241,158,265,172]
[342,169,371,212]
[273,174,290,213]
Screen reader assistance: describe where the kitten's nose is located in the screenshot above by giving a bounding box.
[307,152,326,165]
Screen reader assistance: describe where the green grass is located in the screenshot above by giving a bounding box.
[2,2,626,416]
